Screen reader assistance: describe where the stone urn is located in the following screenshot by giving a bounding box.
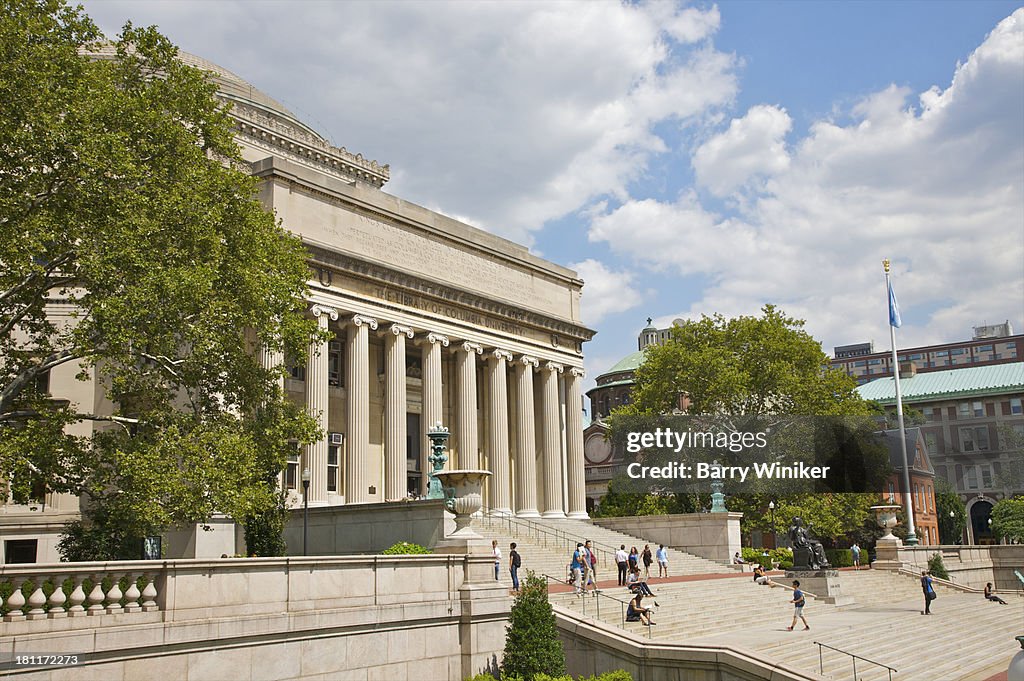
[436,469,491,539]
[1009,636,1024,681]
[871,505,902,542]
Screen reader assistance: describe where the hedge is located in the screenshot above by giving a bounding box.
[380,541,432,555]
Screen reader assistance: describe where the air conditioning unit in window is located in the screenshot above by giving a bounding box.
[329,432,344,445]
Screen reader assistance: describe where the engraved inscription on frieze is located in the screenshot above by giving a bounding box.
[323,212,565,315]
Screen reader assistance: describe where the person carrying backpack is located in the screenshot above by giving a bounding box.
[509,542,521,593]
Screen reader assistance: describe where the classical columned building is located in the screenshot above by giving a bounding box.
[208,54,596,519]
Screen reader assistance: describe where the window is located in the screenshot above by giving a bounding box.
[925,432,937,451]
[928,485,934,511]
[4,540,37,564]
[960,426,990,452]
[328,341,343,387]
[287,354,306,381]
[951,348,967,355]
[977,345,993,352]
[327,444,339,493]
[959,403,971,419]
[285,446,300,490]
[922,407,936,422]
[965,466,979,490]
[868,358,882,365]
[934,350,949,357]
[981,465,993,488]
[973,401,984,417]
[888,481,896,502]
[1011,398,1023,416]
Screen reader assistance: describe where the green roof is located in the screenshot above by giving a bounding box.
[604,350,645,375]
[857,362,1024,404]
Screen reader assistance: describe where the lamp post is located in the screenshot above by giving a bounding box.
[301,467,311,556]
[768,500,776,548]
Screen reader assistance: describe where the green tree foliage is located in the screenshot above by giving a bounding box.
[0,1,320,556]
[927,552,949,580]
[501,572,566,681]
[935,478,966,544]
[991,496,1024,543]
[727,492,878,543]
[622,305,869,417]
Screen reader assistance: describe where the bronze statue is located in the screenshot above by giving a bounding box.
[788,516,831,570]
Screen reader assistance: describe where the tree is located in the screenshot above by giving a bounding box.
[623,305,869,417]
[501,573,566,680]
[990,496,1024,543]
[935,478,966,544]
[1,1,319,555]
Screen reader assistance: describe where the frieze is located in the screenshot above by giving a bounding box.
[307,245,594,344]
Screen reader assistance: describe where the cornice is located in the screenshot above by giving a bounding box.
[306,244,595,343]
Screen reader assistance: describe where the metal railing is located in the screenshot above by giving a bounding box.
[541,573,654,639]
[478,509,623,570]
[814,641,896,681]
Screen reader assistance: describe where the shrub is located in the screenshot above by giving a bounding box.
[501,572,566,680]
[927,552,949,580]
[824,549,852,568]
[380,541,432,555]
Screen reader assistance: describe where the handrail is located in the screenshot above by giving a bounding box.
[814,641,896,681]
[478,509,623,569]
[541,573,654,639]
[896,565,979,593]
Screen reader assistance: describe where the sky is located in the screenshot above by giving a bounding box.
[81,0,1024,392]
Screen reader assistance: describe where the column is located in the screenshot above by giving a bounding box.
[565,367,588,519]
[455,341,483,469]
[385,324,414,501]
[487,349,513,515]
[345,314,377,504]
[420,333,449,493]
[305,304,338,506]
[259,337,287,489]
[513,356,540,518]
[540,361,565,519]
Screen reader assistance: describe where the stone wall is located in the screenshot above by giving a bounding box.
[592,513,742,563]
[555,604,818,681]
[0,554,508,681]
[896,544,1024,591]
[282,498,453,555]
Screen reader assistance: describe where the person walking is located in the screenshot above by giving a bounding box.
[570,543,586,595]
[615,544,629,586]
[850,543,861,570]
[656,544,669,578]
[642,544,653,579]
[921,570,936,614]
[628,546,639,573]
[491,540,501,582]
[509,542,521,593]
[585,540,599,592]
[985,583,1008,605]
[786,580,809,631]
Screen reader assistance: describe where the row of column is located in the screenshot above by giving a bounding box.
[266,305,587,518]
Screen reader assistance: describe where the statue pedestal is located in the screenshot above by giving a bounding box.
[872,536,903,571]
[785,570,854,606]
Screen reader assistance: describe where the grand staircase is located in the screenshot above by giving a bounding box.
[475,514,1022,680]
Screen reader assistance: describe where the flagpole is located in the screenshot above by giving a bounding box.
[884,259,918,546]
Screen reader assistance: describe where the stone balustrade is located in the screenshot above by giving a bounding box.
[0,561,159,623]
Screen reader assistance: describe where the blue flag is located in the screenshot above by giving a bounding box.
[888,280,902,328]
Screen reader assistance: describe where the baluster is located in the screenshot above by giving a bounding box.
[26,581,47,620]
[105,572,124,614]
[140,574,159,612]
[67,576,87,616]
[3,581,26,622]
[47,576,68,618]
[123,574,142,613]
[86,575,106,615]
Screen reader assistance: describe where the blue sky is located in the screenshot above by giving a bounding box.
[82,1,1024,391]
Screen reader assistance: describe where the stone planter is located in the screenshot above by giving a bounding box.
[436,469,492,539]
[871,504,903,570]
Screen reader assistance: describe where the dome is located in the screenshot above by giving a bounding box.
[604,350,645,375]
[85,45,329,146]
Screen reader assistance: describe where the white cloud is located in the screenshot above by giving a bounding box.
[572,259,643,325]
[692,104,792,197]
[82,1,736,245]
[589,9,1024,352]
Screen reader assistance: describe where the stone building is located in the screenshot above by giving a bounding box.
[1,51,595,563]
[859,363,1024,544]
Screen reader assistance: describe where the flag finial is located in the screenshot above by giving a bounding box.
[882,259,890,273]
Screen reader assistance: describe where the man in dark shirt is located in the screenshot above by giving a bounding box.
[509,542,521,593]
[787,580,809,631]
